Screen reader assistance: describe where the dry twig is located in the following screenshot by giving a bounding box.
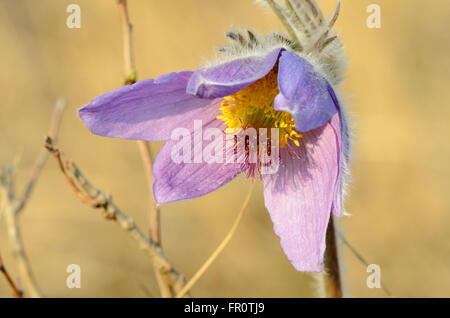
[45,137,186,296]
[0,253,23,298]
[323,215,344,298]
[0,98,66,298]
[116,0,182,297]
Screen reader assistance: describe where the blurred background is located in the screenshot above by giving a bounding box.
[0,0,449,298]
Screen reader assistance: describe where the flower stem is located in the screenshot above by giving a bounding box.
[323,215,344,298]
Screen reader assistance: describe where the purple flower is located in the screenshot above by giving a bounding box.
[78,1,350,272]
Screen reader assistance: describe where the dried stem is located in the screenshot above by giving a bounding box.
[337,231,392,296]
[17,98,66,216]
[176,183,256,298]
[137,142,161,245]
[323,215,344,298]
[45,138,186,297]
[117,0,136,84]
[116,0,177,297]
[0,254,23,298]
[0,98,65,298]
[2,194,43,298]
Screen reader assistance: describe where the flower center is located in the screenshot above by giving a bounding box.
[217,68,302,148]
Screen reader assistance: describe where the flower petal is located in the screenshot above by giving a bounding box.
[78,71,216,141]
[186,48,282,99]
[330,112,343,217]
[328,85,350,165]
[274,51,338,132]
[262,114,341,272]
[327,86,350,217]
[153,110,246,204]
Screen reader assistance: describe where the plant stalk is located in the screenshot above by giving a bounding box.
[323,215,344,298]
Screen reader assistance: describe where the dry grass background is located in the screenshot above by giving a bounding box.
[0,0,449,298]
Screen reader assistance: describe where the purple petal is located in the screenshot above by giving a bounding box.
[153,112,246,204]
[274,51,338,132]
[327,86,350,217]
[330,113,343,217]
[78,71,217,141]
[328,85,350,165]
[262,113,341,272]
[331,111,349,218]
[186,48,282,99]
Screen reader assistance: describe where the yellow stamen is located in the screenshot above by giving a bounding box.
[217,68,302,148]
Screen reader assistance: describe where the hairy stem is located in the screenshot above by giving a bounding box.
[323,215,344,298]
[265,0,302,50]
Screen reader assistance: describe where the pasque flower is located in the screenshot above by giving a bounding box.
[78,0,350,272]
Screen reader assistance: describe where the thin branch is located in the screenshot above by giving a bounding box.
[137,142,160,245]
[117,0,136,85]
[45,137,186,296]
[337,231,392,296]
[0,99,65,298]
[117,0,160,243]
[176,183,256,298]
[116,0,177,297]
[16,97,66,216]
[2,181,43,298]
[0,254,23,298]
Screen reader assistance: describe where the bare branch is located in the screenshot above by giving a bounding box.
[0,253,23,298]
[117,0,136,85]
[337,231,392,296]
[116,0,180,297]
[16,97,66,216]
[45,137,186,296]
[0,99,65,298]
[117,0,160,244]
[1,184,43,297]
